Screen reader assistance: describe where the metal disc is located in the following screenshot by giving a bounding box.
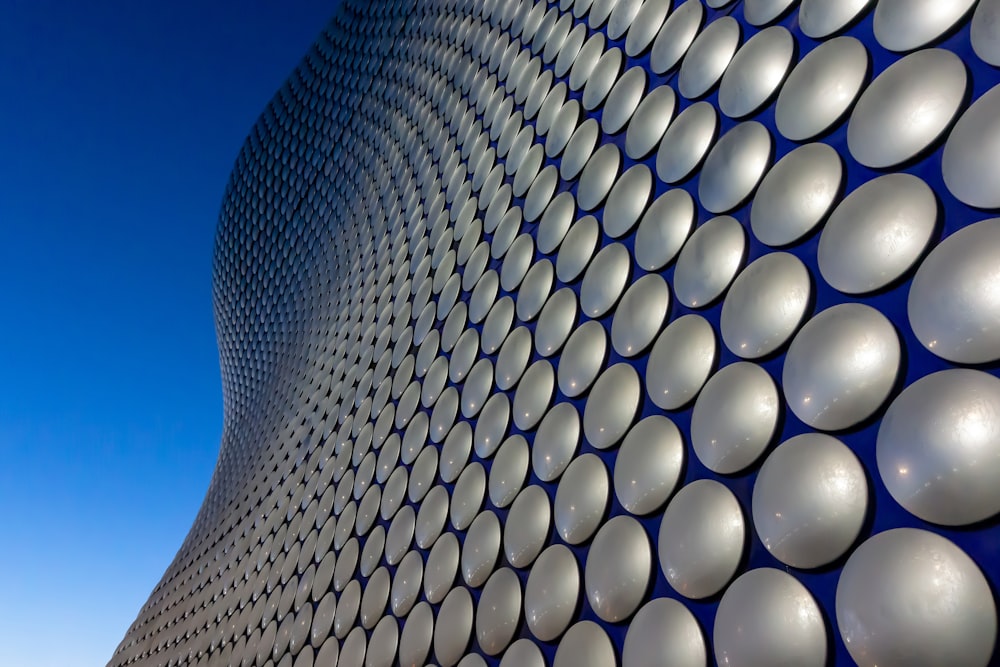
[623,598,707,667]
[499,639,546,667]
[433,587,473,667]
[451,462,486,531]
[646,314,718,411]
[578,143,621,211]
[691,362,779,474]
[367,616,399,667]
[555,214,599,283]
[611,274,670,357]
[650,0,705,75]
[972,0,1000,66]
[553,621,616,667]
[481,295,513,356]
[504,485,552,568]
[532,401,581,482]
[584,363,642,449]
[535,287,578,357]
[752,433,868,568]
[836,528,997,667]
[877,369,1000,526]
[516,258,554,322]
[538,191,576,254]
[720,252,811,359]
[744,0,799,26]
[554,453,610,544]
[718,26,794,118]
[714,568,827,667]
[626,0,672,56]
[524,543,580,641]
[489,435,530,508]
[602,66,646,134]
[585,516,651,622]
[908,217,1000,363]
[614,415,685,515]
[782,303,900,431]
[424,532,460,604]
[476,568,522,656]
[461,510,501,587]
[496,326,532,391]
[678,16,740,99]
[461,358,494,419]
[674,215,746,308]
[561,118,600,181]
[558,320,607,398]
[873,0,977,52]
[847,48,967,169]
[625,85,677,159]
[697,121,772,214]
[390,550,422,617]
[634,189,696,271]
[398,601,434,667]
[603,164,653,238]
[818,173,936,294]
[942,83,1000,209]
[656,101,718,184]
[658,479,745,599]
[415,485,449,549]
[582,47,623,111]
[799,0,873,38]
[580,242,631,318]
[750,142,842,247]
[775,36,868,142]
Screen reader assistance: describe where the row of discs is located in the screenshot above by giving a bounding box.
[112,1,1000,667]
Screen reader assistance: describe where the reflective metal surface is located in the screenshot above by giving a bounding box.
[524,544,580,641]
[691,361,779,474]
[908,217,1000,363]
[721,252,811,359]
[553,621,616,667]
[873,0,977,52]
[585,515,651,622]
[678,16,741,100]
[611,274,669,357]
[775,36,869,142]
[656,101,718,183]
[750,142,842,247]
[847,48,966,169]
[625,85,676,159]
[554,453,609,543]
[646,314,718,410]
[697,121,772,214]
[836,529,997,667]
[943,84,1000,209]
[115,4,1000,667]
[715,568,827,667]
[658,479,745,599]
[718,26,794,119]
[753,433,868,568]
[783,304,900,431]
[584,363,641,449]
[877,369,1000,525]
[674,215,746,308]
[818,173,936,294]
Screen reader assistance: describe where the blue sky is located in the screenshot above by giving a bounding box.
[0,2,336,665]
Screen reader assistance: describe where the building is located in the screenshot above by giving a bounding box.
[110,1,1000,665]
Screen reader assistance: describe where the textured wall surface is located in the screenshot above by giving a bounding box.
[110,1,1000,665]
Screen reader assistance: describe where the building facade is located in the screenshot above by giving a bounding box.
[111,1,1000,665]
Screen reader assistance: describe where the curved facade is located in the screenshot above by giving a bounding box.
[111,1,1000,665]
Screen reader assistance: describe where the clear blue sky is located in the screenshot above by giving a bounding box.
[0,2,337,665]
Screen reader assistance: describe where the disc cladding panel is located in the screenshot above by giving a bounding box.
[110,1,1000,666]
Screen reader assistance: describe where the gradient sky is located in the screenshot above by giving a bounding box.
[0,2,337,665]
